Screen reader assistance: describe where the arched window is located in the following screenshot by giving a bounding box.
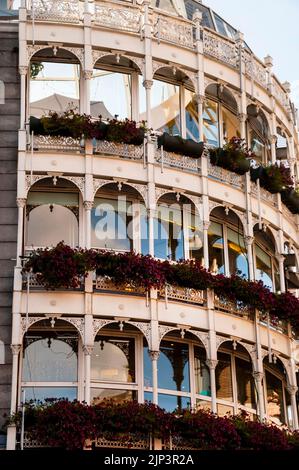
[90,327,142,405]
[143,333,210,412]
[247,105,270,165]
[91,57,134,120]
[92,183,148,254]
[216,344,256,417]
[154,194,203,261]
[25,178,79,250]
[263,357,291,427]
[21,320,78,402]
[208,208,248,278]
[253,227,279,292]
[30,48,81,119]
[204,84,240,147]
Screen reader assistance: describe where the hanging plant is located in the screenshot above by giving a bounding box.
[210,137,251,175]
[30,62,44,79]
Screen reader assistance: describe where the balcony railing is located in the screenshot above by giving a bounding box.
[214,296,254,320]
[94,1,141,33]
[94,275,146,296]
[203,29,238,68]
[32,134,81,153]
[244,50,268,88]
[94,140,144,160]
[159,284,205,306]
[28,0,82,23]
[208,162,244,189]
[151,10,194,49]
[155,148,200,173]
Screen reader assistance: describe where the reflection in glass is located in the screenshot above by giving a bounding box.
[91,69,131,120]
[227,228,248,278]
[26,203,79,248]
[255,245,273,290]
[23,387,77,403]
[154,203,184,260]
[185,89,199,141]
[203,99,219,147]
[150,79,180,135]
[23,337,78,382]
[195,399,211,412]
[90,388,136,405]
[208,222,225,274]
[194,346,210,396]
[91,197,133,251]
[235,357,256,409]
[158,341,190,393]
[30,62,80,118]
[188,211,204,262]
[265,370,285,425]
[91,337,135,383]
[216,352,233,401]
[143,346,152,388]
[222,107,240,142]
[158,394,191,413]
[217,403,234,416]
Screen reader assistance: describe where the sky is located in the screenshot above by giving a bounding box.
[205,0,299,108]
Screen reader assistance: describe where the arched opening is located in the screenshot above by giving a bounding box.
[29,48,81,121]
[147,67,197,140]
[253,225,279,291]
[21,319,79,403]
[91,323,145,405]
[263,356,292,427]
[247,105,270,165]
[216,342,256,417]
[92,182,148,254]
[209,207,248,278]
[276,126,289,162]
[143,331,209,412]
[25,178,80,251]
[155,193,203,261]
[92,55,141,120]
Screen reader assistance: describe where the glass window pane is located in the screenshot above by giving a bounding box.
[227,228,248,278]
[216,352,233,401]
[255,245,273,290]
[265,370,286,425]
[188,210,204,262]
[235,357,256,409]
[194,346,210,396]
[214,14,227,36]
[26,204,79,248]
[91,69,131,120]
[92,197,133,251]
[185,89,199,142]
[143,346,152,388]
[154,202,184,260]
[141,208,149,256]
[91,336,135,383]
[217,403,234,416]
[30,62,80,118]
[195,399,211,412]
[150,79,180,135]
[158,394,191,412]
[23,387,77,403]
[23,337,78,382]
[208,221,225,274]
[203,99,219,147]
[90,388,137,405]
[222,107,240,141]
[158,341,190,392]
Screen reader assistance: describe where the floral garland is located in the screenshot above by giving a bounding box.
[22,243,299,330]
[9,400,299,451]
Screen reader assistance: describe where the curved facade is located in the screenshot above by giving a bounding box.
[7,0,299,447]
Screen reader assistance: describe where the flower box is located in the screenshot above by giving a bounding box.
[157,133,204,158]
[281,189,299,214]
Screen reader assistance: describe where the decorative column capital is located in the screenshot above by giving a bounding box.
[277,253,286,263]
[270,135,277,145]
[19,66,28,76]
[83,201,93,211]
[83,345,94,356]
[11,344,21,355]
[203,221,210,231]
[287,385,298,396]
[143,80,153,90]
[192,10,203,25]
[206,359,218,370]
[252,371,264,382]
[238,113,247,123]
[16,198,27,208]
[84,70,93,80]
[148,350,160,361]
[244,235,254,247]
[193,93,205,105]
